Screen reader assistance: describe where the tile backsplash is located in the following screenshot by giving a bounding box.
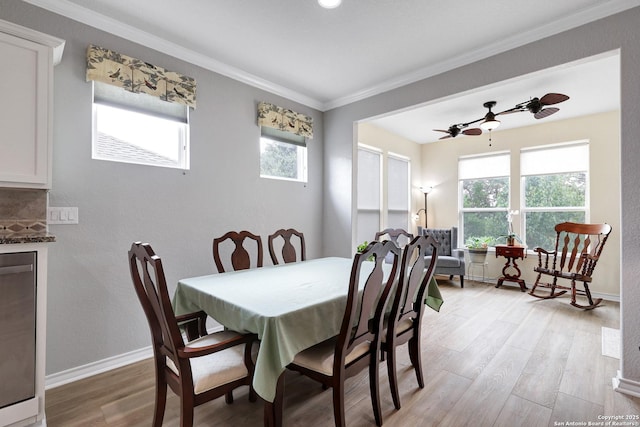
[0,188,48,233]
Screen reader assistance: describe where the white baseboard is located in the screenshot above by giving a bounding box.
[45,346,153,390]
[613,370,640,398]
[45,326,224,390]
[594,291,620,302]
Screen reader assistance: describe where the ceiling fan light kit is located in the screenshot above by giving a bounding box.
[479,101,500,131]
[434,93,569,141]
[318,0,342,9]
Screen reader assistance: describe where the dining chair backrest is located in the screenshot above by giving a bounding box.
[390,234,440,334]
[374,228,413,248]
[129,241,186,362]
[268,228,306,265]
[337,240,400,364]
[213,230,263,273]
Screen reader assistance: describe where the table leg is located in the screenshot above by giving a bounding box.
[495,256,527,292]
[264,372,285,427]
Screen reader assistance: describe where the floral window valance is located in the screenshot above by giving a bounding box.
[86,45,196,108]
[257,102,313,139]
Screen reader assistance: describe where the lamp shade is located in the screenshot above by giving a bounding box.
[480,119,500,131]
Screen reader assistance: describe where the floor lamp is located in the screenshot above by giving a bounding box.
[415,186,432,228]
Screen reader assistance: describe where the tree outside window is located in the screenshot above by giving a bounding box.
[462,177,509,241]
[260,137,307,182]
[521,143,589,250]
[523,173,587,249]
[459,153,510,244]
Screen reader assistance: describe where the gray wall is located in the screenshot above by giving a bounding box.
[1,3,324,374]
[323,9,640,386]
[5,1,640,389]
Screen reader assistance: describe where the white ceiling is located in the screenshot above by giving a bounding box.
[369,52,620,143]
[25,0,632,141]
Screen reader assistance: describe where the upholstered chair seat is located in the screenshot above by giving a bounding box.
[166,331,252,394]
[291,337,371,376]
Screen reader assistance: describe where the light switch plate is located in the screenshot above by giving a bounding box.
[48,207,79,224]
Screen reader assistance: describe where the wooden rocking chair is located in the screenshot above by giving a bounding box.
[529,222,612,309]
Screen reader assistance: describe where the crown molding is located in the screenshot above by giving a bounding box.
[323,0,640,110]
[23,0,640,112]
[22,0,325,110]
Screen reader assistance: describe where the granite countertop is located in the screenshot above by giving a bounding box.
[0,231,56,244]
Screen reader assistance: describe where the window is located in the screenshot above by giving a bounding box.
[356,146,382,246]
[92,81,189,169]
[521,142,589,249]
[387,154,410,230]
[259,127,307,182]
[459,153,510,243]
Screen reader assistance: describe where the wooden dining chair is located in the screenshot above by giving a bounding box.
[286,240,401,427]
[381,234,439,410]
[212,230,263,273]
[128,242,257,427]
[374,228,413,248]
[529,222,612,309]
[268,228,306,265]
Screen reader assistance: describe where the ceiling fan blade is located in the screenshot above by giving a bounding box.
[497,107,524,116]
[433,129,450,133]
[462,128,482,136]
[540,93,569,105]
[439,134,452,140]
[534,107,559,119]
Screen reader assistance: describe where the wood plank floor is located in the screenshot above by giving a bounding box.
[45,278,640,426]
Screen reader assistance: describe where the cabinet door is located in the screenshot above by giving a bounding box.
[0,32,51,187]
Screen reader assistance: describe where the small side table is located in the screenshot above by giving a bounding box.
[495,244,527,292]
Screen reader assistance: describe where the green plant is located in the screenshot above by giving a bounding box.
[357,241,375,261]
[465,236,493,249]
[497,233,523,244]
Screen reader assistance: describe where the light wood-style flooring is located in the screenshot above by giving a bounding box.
[45,278,640,426]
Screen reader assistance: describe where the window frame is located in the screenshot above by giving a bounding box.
[458,152,511,246]
[356,144,383,246]
[386,152,411,232]
[91,82,190,170]
[520,141,590,247]
[259,125,308,183]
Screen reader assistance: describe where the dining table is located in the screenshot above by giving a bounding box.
[172,256,443,426]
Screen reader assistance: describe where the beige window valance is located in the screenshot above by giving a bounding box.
[86,45,196,108]
[257,102,313,139]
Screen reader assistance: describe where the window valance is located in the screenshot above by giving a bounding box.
[86,45,196,108]
[257,102,313,139]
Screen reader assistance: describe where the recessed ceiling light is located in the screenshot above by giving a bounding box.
[318,0,342,9]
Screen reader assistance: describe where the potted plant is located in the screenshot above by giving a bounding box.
[465,236,493,263]
[498,233,522,246]
[499,210,522,246]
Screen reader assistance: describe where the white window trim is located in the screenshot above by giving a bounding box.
[520,141,590,244]
[259,135,308,183]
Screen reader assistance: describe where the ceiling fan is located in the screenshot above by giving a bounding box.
[434,93,570,140]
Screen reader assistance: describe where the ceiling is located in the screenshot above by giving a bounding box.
[25,0,632,141]
[369,52,620,143]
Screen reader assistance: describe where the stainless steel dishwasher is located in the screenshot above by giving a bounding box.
[0,251,36,410]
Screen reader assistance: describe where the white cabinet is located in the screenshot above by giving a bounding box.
[0,20,64,189]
